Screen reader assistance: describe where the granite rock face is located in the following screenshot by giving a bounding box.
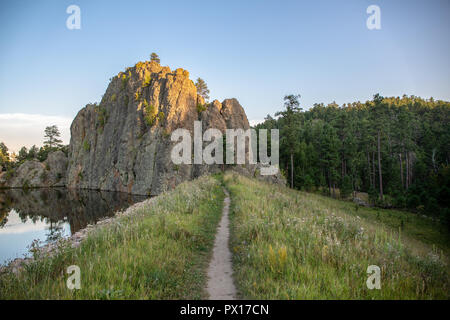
[67,61,260,195]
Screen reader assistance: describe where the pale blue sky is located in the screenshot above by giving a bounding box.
[0,0,449,150]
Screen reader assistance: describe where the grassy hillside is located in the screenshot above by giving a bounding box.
[225,173,449,299]
[0,175,224,299]
[1,172,448,300]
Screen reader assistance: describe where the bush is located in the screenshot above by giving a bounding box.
[94,105,108,130]
[121,73,130,90]
[5,168,14,180]
[197,103,207,114]
[134,91,141,101]
[143,100,157,126]
[157,111,165,123]
[142,74,151,87]
[83,140,90,152]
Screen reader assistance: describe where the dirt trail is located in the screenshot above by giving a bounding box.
[206,188,237,300]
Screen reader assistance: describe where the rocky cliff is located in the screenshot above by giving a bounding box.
[67,61,257,195]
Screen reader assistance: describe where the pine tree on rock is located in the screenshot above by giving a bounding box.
[44,125,63,149]
[195,78,210,102]
[150,52,160,64]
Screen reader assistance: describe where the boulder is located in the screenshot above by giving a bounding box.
[1,151,68,188]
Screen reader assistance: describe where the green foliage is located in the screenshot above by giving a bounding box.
[196,103,207,114]
[83,140,90,152]
[340,175,353,199]
[157,111,165,123]
[5,168,14,180]
[44,125,63,149]
[150,52,160,64]
[0,142,10,171]
[134,91,141,101]
[257,94,450,222]
[275,94,302,188]
[94,105,108,130]
[143,99,157,126]
[195,78,210,102]
[110,93,117,102]
[142,73,151,87]
[121,73,129,90]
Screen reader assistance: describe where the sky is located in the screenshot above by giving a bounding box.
[0,0,449,152]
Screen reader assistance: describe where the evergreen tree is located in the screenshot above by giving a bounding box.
[195,78,210,102]
[0,142,9,171]
[255,94,449,222]
[150,52,160,64]
[43,125,63,149]
[275,94,302,188]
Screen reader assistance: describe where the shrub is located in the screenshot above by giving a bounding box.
[110,93,117,102]
[94,105,108,130]
[5,168,14,180]
[142,73,151,87]
[143,100,158,126]
[83,140,90,152]
[157,111,165,122]
[197,103,207,114]
[121,73,130,90]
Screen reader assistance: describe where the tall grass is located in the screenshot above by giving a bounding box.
[0,175,224,299]
[225,173,449,299]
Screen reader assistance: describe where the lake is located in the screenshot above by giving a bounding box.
[0,188,148,265]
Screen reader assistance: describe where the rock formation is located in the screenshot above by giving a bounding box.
[66,61,262,195]
[0,60,284,195]
[0,151,68,188]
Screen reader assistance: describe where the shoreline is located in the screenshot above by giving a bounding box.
[0,194,157,275]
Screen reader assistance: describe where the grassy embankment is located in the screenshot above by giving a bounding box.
[0,175,224,299]
[225,172,449,299]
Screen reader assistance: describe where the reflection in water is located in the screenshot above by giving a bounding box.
[0,188,147,265]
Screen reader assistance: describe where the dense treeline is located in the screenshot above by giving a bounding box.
[256,94,450,226]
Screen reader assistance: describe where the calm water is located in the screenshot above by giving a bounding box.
[0,188,147,265]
